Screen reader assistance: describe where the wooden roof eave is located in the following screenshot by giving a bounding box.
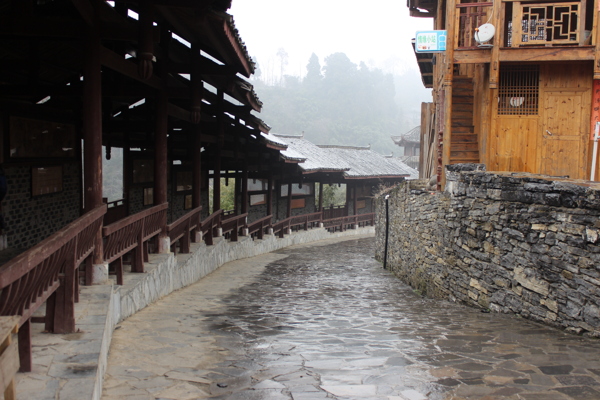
[156,5,253,78]
[342,174,409,180]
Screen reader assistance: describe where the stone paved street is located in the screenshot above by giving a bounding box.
[102,236,600,399]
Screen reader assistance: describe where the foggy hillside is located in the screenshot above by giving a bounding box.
[250,52,431,154]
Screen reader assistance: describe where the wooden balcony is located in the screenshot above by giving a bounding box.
[451,0,597,65]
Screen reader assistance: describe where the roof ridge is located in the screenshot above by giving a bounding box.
[317,144,371,150]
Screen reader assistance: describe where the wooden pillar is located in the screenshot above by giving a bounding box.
[345,183,352,215]
[214,90,225,212]
[241,166,248,215]
[213,155,221,212]
[234,176,239,214]
[18,319,31,372]
[154,93,168,206]
[154,27,169,254]
[286,179,292,218]
[594,0,600,79]
[191,43,202,208]
[318,181,324,212]
[489,0,502,88]
[267,171,273,217]
[353,183,358,216]
[83,30,105,283]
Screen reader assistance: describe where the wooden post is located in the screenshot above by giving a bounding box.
[83,29,105,283]
[353,183,358,216]
[267,171,273,217]
[191,43,203,209]
[137,3,154,80]
[18,319,31,372]
[345,184,352,215]
[241,166,248,215]
[154,27,170,254]
[213,155,221,213]
[234,176,239,214]
[318,182,324,212]
[593,0,600,78]
[0,316,19,399]
[214,90,225,213]
[286,179,292,218]
[489,0,502,88]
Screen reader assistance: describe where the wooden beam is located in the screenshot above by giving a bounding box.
[99,46,162,89]
[454,47,595,64]
[70,0,96,27]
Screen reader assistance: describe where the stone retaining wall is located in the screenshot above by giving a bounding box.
[375,165,600,335]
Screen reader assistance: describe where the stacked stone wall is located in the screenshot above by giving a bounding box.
[375,167,600,335]
[4,163,81,249]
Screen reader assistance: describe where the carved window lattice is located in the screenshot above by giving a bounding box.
[498,65,540,115]
[518,3,579,45]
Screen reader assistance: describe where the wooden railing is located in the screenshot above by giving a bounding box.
[322,213,375,232]
[104,198,127,225]
[273,212,322,238]
[221,213,247,242]
[0,316,19,400]
[248,215,272,240]
[200,209,222,246]
[167,206,202,254]
[322,205,347,220]
[103,203,167,285]
[0,205,106,372]
[456,2,493,49]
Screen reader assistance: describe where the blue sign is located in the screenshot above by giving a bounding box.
[415,31,447,53]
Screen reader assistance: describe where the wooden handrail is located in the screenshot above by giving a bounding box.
[103,203,168,281]
[0,205,106,372]
[200,209,223,246]
[221,213,247,242]
[248,215,272,240]
[167,206,202,254]
[322,213,375,232]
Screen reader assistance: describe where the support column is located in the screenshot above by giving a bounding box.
[191,43,203,208]
[287,179,293,218]
[234,175,240,214]
[353,183,358,216]
[83,30,106,284]
[214,90,225,212]
[241,165,248,215]
[318,182,324,212]
[154,27,169,254]
[345,183,352,215]
[267,171,273,217]
[213,154,221,212]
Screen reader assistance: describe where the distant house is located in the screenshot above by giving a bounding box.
[257,133,417,219]
[392,126,421,170]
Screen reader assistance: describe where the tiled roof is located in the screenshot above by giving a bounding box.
[319,145,415,179]
[384,156,419,179]
[273,134,344,171]
[272,134,414,179]
[392,126,420,145]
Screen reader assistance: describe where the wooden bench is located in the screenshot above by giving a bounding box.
[0,316,19,400]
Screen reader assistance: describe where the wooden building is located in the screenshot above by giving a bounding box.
[0,0,342,373]
[409,0,600,185]
[391,126,421,170]
[265,134,418,218]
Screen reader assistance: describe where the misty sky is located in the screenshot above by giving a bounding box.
[230,1,433,79]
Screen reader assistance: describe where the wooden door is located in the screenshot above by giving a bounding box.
[540,91,588,179]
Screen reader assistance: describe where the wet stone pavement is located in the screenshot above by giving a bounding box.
[102,236,600,400]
